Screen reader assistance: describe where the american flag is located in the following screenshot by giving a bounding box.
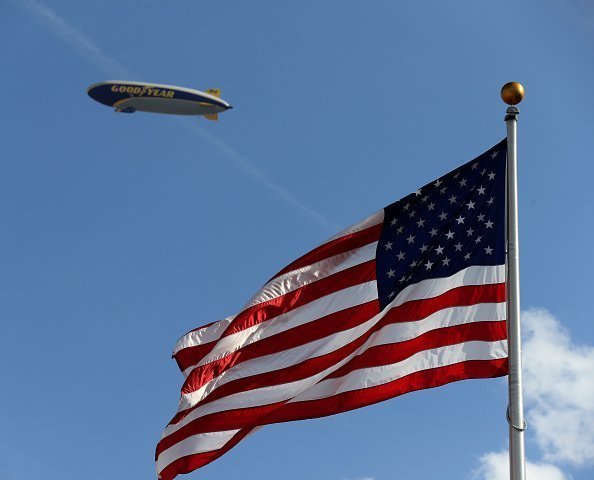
[156,140,509,479]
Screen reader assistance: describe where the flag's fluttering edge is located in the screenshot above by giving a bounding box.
[156,141,509,479]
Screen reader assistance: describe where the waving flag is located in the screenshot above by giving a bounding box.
[156,140,509,480]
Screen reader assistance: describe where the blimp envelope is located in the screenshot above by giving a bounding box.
[87,81,232,120]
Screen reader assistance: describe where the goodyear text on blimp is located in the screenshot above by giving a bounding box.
[111,85,175,98]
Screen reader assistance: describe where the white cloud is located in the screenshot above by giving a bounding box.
[474,307,594,479]
[473,450,568,480]
[523,308,594,466]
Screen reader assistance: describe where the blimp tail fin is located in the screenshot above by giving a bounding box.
[204,113,219,121]
[206,88,221,98]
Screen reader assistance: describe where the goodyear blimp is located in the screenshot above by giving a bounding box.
[87,81,232,121]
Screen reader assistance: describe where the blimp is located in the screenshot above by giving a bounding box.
[87,81,232,121]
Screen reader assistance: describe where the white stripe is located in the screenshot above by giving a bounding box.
[181,281,378,376]
[178,301,505,411]
[175,264,504,362]
[173,242,378,356]
[156,429,240,473]
[163,337,505,439]
[323,210,384,244]
[245,241,378,309]
[158,340,505,472]
[165,294,505,437]
[173,315,235,356]
[291,340,508,402]
[393,264,504,306]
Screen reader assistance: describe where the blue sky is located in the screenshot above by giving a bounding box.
[2,1,594,479]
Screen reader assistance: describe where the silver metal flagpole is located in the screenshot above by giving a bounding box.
[501,82,527,480]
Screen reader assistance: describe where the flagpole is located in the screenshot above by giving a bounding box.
[501,82,527,480]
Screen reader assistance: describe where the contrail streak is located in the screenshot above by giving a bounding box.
[178,119,340,230]
[18,0,338,230]
[20,0,132,78]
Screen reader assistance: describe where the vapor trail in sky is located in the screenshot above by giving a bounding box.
[20,0,132,78]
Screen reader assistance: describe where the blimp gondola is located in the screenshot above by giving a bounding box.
[87,81,232,121]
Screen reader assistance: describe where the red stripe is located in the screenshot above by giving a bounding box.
[266,357,508,423]
[176,282,505,402]
[178,301,379,396]
[170,301,379,424]
[328,320,507,379]
[223,260,377,337]
[174,341,217,373]
[156,358,507,471]
[158,428,253,480]
[174,260,376,372]
[157,320,506,456]
[271,223,382,279]
[172,224,382,369]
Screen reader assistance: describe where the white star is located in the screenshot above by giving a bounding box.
[475,235,482,244]
[487,197,495,205]
[442,257,451,266]
[429,228,438,237]
[424,260,434,270]
[396,226,404,234]
[427,202,435,211]
[387,268,396,278]
[439,212,447,221]
[485,246,493,255]
[455,215,465,224]
[454,242,463,251]
[453,172,460,179]
[406,234,415,244]
[477,186,486,195]
[445,230,455,240]
[488,172,496,180]
[481,168,487,176]
[399,276,407,283]
[420,244,428,253]
[414,189,422,196]
[459,178,467,187]
[408,210,416,218]
[390,218,397,226]
[448,195,457,204]
[403,203,411,211]
[389,291,396,298]
[397,251,405,261]
[435,245,444,255]
[421,195,429,203]
[477,213,485,222]
[485,220,494,229]
[416,218,426,228]
[471,162,479,170]
[409,260,418,268]
[491,151,498,159]
[434,179,442,187]
[385,241,393,250]
[466,227,474,237]
[464,252,471,260]
[440,186,447,194]
[466,201,475,210]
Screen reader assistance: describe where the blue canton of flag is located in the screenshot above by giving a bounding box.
[376,139,507,309]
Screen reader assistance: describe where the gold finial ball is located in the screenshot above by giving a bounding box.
[501,82,525,105]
